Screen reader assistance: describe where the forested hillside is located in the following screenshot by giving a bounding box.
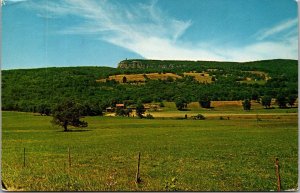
[2,59,298,114]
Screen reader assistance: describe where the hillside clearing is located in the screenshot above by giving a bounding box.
[183,72,212,83]
[96,72,213,83]
[96,73,182,83]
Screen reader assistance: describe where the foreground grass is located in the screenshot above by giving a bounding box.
[2,111,298,191]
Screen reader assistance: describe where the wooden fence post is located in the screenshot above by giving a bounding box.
[2,180,7,190]
[275,158,281,191]
[136,152,141,183]
[68,147,71,168]
[23,148,26,167]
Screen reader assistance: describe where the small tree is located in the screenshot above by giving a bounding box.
[199,96,211,108]
[242,99,251,110]
[116,108,132,117]
[122,76,127,83]
[261,96,272,109]
[51,100,88,132]
[175,97,188,111]
[136,101,146,118]
[251,91,260,101]
[287,94,297,108]
[276,94,287,108]
[193,114,205,120]
[145,114,154,119]
[159,102,165,108]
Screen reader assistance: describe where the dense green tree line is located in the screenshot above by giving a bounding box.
[2,59,298,115]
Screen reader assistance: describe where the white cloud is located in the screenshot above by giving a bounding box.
[255,18,298,40]
[2,0,27,6]
[6,0,27,2]
[221,38,298,61]
[29,0,298,62]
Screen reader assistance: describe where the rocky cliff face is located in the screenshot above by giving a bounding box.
[117,59,179,69]
[118,60,148,69]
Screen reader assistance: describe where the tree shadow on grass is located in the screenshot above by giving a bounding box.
[179,109,191,111]
[57,129,91,132]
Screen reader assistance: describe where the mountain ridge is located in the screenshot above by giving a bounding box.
[117,58,298,69]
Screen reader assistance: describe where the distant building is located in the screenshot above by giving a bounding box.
[116,104,125,109]
[106,107,113,112]
[106,104,125,113]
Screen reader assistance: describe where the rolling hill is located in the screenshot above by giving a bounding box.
[2,59,298,114]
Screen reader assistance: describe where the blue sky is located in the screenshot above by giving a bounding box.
[2,0,298,69]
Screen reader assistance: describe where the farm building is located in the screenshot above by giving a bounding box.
[105,107,114,112]
[116,104,125,109]
[106,104,125,113]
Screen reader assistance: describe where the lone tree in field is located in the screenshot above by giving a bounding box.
[51,100,88,132]
[242,99,251,110]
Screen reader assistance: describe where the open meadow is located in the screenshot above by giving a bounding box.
[2,108,298,191]
[3,0,298,191]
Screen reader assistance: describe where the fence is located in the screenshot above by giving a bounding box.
[2,147,283,191]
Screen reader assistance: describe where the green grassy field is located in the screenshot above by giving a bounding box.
[145,101,298,119]
[2,111,298,191]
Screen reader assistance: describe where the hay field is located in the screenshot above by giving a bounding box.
[97,73,182,83]
[97,72,213,83]
[183,72,212,83]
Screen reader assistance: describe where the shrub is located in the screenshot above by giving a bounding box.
[159,102,165,108]
[175,97,188,111]
[136,101,146,118]
[145,114,154,119]
[192,114,205,120]
[199,95,211,108]
[242,99,251,110]
[115,108,131,117]
[276,94,287,108]
[261,95,272,109]
[287,94,297,108]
